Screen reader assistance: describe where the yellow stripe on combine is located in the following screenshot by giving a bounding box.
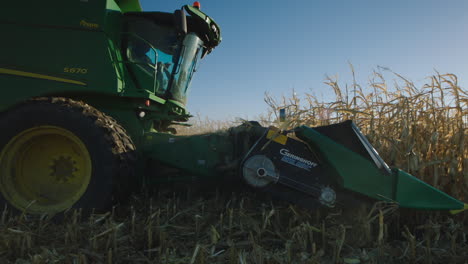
[450,203,468,215]
[267,129,288,145]
[0,68,86,86]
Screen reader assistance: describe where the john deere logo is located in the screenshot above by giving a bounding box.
[80,20,99,29]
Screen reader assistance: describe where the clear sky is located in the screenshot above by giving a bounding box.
[140,0,468,120]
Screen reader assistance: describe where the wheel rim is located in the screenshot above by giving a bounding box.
[0,126,92,214]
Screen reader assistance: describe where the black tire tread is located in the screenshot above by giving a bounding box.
[3,97,137,210]
[46,97,137,201]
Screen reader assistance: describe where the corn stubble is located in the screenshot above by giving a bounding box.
[1,70,467,263]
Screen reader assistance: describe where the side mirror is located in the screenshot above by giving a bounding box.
[174,9,187,35]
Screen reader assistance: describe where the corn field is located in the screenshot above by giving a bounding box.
[265,70,467,202]
[0,71,467,263]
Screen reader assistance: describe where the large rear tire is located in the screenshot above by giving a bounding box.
[0,97,136,215]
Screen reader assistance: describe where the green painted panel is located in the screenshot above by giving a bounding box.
[296,125,465,210]
[295,126,395,201]
[106,0,121,11]
[0,23,118,92]
[395,169,464,210]
[1,0,106,31]
[142,131,234,180]
[115,0,142,12]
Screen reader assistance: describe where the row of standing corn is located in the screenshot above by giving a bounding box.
[264,70,467,201]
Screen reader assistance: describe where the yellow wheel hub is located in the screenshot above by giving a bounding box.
[0,126,92,214]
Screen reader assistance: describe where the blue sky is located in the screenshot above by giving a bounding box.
[141,0,468,120]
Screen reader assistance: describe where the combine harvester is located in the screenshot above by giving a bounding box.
[0,0,466,215]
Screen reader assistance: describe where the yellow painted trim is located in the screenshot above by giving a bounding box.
[0,68,86,86]
[450,203,468,215]
[267,129,288,145]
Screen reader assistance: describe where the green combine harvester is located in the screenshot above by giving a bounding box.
[0,0,466,216]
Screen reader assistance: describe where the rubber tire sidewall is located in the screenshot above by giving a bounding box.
[0,100,122,214]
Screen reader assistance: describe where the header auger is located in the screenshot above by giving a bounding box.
[0,0,466,216]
